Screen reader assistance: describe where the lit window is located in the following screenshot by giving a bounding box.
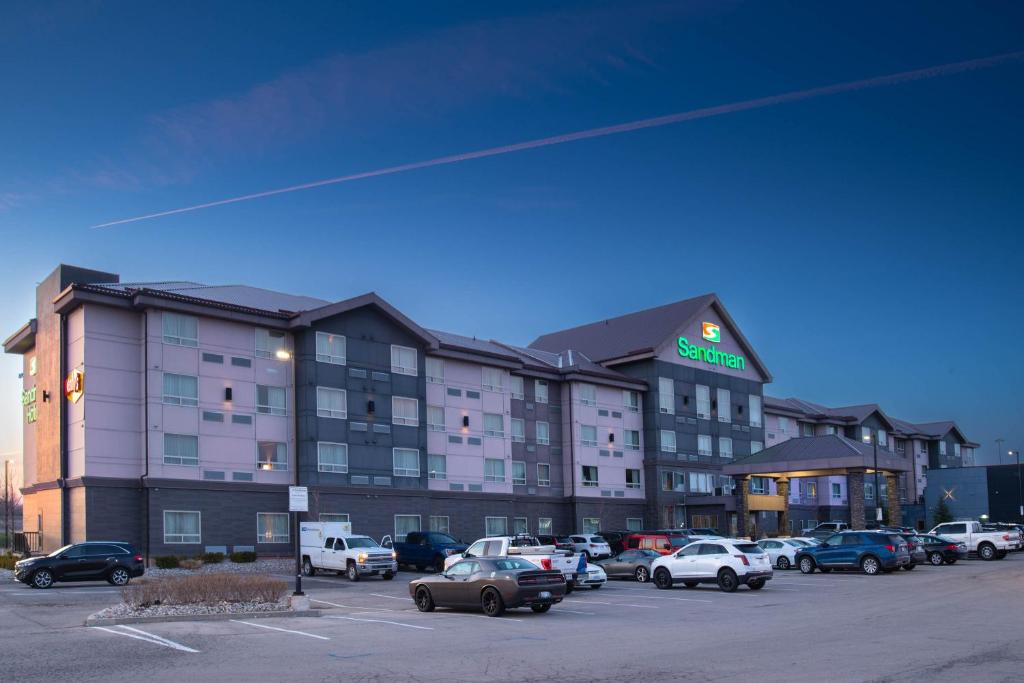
[581,465,599,487]
[256,442,287,471]
[392,396,419,427]
[484,458,505,482]
[390,345,418,376]
[163,510,201,544]
[317,442,348,473]
[660,430,677,453]
[255,329,287,359]
[257,385,287,416]
[257,512,289,544]
[315,332,346,365]
[536,421,550,445]
[428,454,446,480]
[162,373,198,406]
[393,448,420,477]
[425,357,444,383]
[537,463,551,487]
[511,461,526,485]
[316,387,346,419]
[163,434,198,466]
[162,312,198,347]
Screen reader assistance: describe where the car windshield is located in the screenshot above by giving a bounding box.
[785,539,807,547]
[668,537,690,547]
[589,536,606,543]
[494,558,536,570]
[431,533,458,544]
[346,537,381,549]
[48,544,74,558]
[733,543,763,554]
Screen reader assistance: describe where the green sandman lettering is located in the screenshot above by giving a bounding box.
[677,336,746,371]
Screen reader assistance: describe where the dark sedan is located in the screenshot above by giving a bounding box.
[917,535,969,565]
[409,557,566,617]
[14,542,144,589]
[596,549,661,583]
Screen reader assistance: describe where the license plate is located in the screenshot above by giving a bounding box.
[539,591,552,599]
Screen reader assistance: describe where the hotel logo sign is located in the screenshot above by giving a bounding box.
[679,323,745,371]
[65,369,85,403]
[21,386,37,424]
[701,322,721,343]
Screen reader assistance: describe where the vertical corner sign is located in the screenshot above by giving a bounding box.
[289,486,309,512]
[64,369,85,403]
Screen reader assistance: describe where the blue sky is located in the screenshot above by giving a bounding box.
[2,1,1023,472]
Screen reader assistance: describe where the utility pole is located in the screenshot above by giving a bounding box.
[872,436,882,524]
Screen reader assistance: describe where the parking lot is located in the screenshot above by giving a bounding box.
[3,554,1024,682]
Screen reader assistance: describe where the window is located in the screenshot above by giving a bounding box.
[428,454,446,480]
[660,430,677,453]
[162,373,198,406]
[537,463,551,487]
[658,377,674,414]
[697,434,712,457]
[690,472,712,493]
[509,376,524,400]
[390,345,417,375]
[895,439,906,453]
[832,482,841,499]
[255,329,287,359]
[954,443,961,458]
[581,465,599,487]
[257,513,289,544]
[663,471,685,492]
[257,385,287,416]
[513,517,529,534]
[696,384,710,419]
[582,518,600,534]
[719,437,733,459]
[316,387,346,419]
[395,515,421,543]
[163,510,201,544]
[806,481,817,498]
[750,477,769,495]
[257,442,287,471]
[162,312,198,347]
[392,397,419,426]
[485,517,507,536]
[824,425,835,435]
[865,482,875,500]
[624,429,640,450]
[320,513,349,524]
[939,441,947,456]
[624,390,640,412]
[511,418,525,442]
[163,434,198,466]
[861,426,872,443]
[427,405,445,432]
[778,416,789,432]
[578,383,596,406]
[535,380,548,404]
[315,332,346,365]
[751,441,763,454]
[626,518,643,532]
[717,388,731,423]
[484,458,505,482]
[536,421,550,445]
[482,367,504,392]
[483,413,504,437]
[749,395,762,427]
[429,516,450,534]
[580,425,598,447]
[538,518,553,534]
[877,429,887,447]
[720,476,735,495]
[231,357,251,368]
[801,423,814,437]
[626,469,641,489]
[511,461,527,485]
[317,442,348,473]
[393,448,420,477]
[425,357,444,383]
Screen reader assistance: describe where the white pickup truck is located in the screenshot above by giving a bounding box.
[444,535,584,590]
[300,522,398,581]
[929,521,1016,561]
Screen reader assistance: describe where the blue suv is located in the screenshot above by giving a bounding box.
[795,532,911,575]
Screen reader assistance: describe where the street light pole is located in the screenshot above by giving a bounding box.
[873,436,882,524]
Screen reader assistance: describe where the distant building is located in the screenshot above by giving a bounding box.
[925,464,1024,527]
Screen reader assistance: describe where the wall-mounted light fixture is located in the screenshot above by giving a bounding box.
[608,432,615,443]
[462,415,470,428]
[224,387,233,401]
[367,400,375,414]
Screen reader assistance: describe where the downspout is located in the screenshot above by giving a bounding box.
[59,313,68,546]
[141,312,150,563]
[568,381,578,533]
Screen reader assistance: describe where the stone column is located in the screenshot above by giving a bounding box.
[885,472,902,527]
[847,469,866,529]
[776,477,790,535]
[735,476,750,539]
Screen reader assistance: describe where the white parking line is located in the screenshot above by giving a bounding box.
[229,619,330,641]
[91,626,199,653]
[618,594,714,603]
[311,599,396,611]
[369,593,412,601]
[583,600,659,608]
[327,615,433,631]
[553,608,596,615]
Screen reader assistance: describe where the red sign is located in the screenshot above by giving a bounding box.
[65,369,85,403]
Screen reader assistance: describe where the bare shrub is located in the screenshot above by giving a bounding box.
[178,558,203,570]
[122,574,288,608]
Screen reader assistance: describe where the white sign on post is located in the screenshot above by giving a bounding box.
[289,486,309,512]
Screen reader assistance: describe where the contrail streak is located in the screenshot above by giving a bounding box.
[92,51,1024,228]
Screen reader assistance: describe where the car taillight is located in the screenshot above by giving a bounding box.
[946,544,957,550]
[885,545,895,552]
[133,554,143,562]
[589,544,597,548]
[734,554,749,566]
[1003,534,1010,541]
[540,558,552,570]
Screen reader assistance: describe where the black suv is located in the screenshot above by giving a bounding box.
[14,542,145,589]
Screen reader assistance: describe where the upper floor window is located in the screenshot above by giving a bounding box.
[578,383,596,406]
[939,441,947,456]
[256,385,286,416]
[626,469,641,489]
[624,390,640,412]
[428,454,446,480]
[658,377,674,415]
[257,442,287,471]
[317,442,348,473]
[427,405,445,432]
[777,415,789,433]
[536,421,550,445]
[717,388,731,423]
[719,437,733,459]
[256,329,287,359]
[831,482,842,499]
[483,413,504,437]
[392,397,419,427]
[580,425,598,447]
[750,477,769,495]
[697,434,712,457]
[511,461,527,486]
[660,430,677,453]
[511,418,525,443]
[393,448,420,477]
[877,429,887,447]
[864,482,875,500]
[482,367,504,392]
[163,312,198,347]
[163,373,198,406]
[316,386,346,419]
[537,463,551,487]
[581,465,599,487]
[425,357,444,383]
[163,434,198,466]
[861,426,872,443]
[509,376,524,400]
[484,458,505,483]
[696,385,710,419]
[805,481,817,498]
[690,472,713,493]
[535,380,549,404]
[315,332,346,365]
[751,441,763,454]
[895,439,906,453]
[954,443,961,458]
[801,423,814,437]
[624,429,640,450]
[748,395,762,427]
[390,345,417,376]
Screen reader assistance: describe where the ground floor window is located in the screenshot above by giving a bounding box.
[164,510,201,544]
[394,515,421,542]
[538,518,553,534]
[626,518,643,532]
[485,517,507,536]
[320,513,350,524]
[514,517,529,534]
[691,514,718,531]
[582,518,600,534]
[257,512,289,544]
[429,516,450,534]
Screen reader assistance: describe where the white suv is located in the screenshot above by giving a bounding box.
[569,535,612,560]
[651,539,773,592]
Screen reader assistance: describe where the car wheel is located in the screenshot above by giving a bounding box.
[589,584,601,590]
[747,578,765,590]
[799,557,815,574]
[415,586,435,612]
[654,568,673,590]
[819,567,832,573]
[777,556,791,570]
[945,558,957,565]
[347,563,360,581]
[683,581,699,588]
[481,588,505,617]
[861,556,881,575]
[531,603,552,613]
[634,566,649,583]
[929,552,944,566]
[901,563,915,571]
[433,557,446,573]
[302,558,315,576]
[415,564,426,572]
[32,569,54,589]
[996,550,1008,560]
[717,569,738,593]
[565,581,574,594]
[978,543,996,561]
[382,571,395,581]
[108,567,131,586]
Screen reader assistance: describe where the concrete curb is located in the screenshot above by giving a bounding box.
[85,608,323,627]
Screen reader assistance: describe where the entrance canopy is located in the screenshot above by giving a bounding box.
[723,434,912,479]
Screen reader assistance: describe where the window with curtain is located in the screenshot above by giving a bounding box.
[581,465,599,487]
[255,329,287,359]
[315,332,346,364]
[316,387,346,419]
[537,463,551,486]
[429,516,450,534]
[511,461,526,485]
[319,513,349,523]
[582,518,600,534]
[626,518,643,532]
[538,518,552,534]
[425,356,444,383]
[624,429,640,450]
[717,388,731,423]
[428,454,446,480]
[162,312,198,347]
[696,385,710,419]
[511,418,525,442]
[427,405,445,431]
[393,448,420,477]
[749,394,762,427]
[719,437,733,459]
[164,510,201,543]
[535,380,548,404]
[485,517,507,536]
[658,377,674,414]
[624,390,640,412]
[257,385,286,415]
[578,383,596,406]
[514,517,529,534]
[509,375,524,399]
[163,373,198,406]
[697,434,712,456]
[482,367,504,392]
[483,413,504,437]
[392,397,419,426]
[536,421,550,445]
[660,430,677,453]
[257,512,289,543]
[395,515,421,542]
[163,434,198,466]
[391,345,418,375]
[484,458,505,482]
[317,442,348,473]
[580,425,597,446]
[257,442,287,471]
[689,472,712,493]
[751,441,763,454]
[626,469,641,489]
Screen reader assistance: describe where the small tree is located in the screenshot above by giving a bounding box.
[933,497,954,526]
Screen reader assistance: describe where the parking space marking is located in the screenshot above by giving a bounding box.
[326,615,433,631]
[617,594,714,603]
[369,593,412,601]
[229,619,330,641]
[552,608,596,615]
[583,600,658,609]
[427,610,523,623]
[91,626,200,653]
[311,599,396,611]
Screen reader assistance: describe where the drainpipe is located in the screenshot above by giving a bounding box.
[59,313,68,546]
[141,312,150,563]
[568,381,577,533]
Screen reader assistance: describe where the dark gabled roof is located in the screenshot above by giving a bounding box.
[764,396,894,429]
[723,434,913,476]
[914,421,968,443]
[291,293,438,348]
[427,329,520,361]
[494,343,646,388]
[95,280,328,313]
[528,293,771,381]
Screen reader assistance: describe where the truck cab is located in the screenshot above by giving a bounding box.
[393,531,468,572]
[300,522,398,581]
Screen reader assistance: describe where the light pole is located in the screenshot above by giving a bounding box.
[3,459,10,551]
[1009,450,1022,521]
[275,347,303,598]
[863,432,882,525]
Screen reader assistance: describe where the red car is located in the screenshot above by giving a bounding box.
[623,532,692,555]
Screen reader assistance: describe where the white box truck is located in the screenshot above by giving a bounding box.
[299,522,398,581]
